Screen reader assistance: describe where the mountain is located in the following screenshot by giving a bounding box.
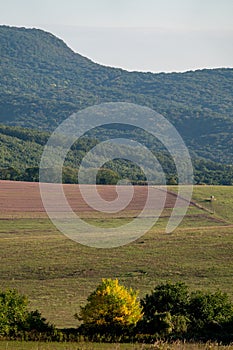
[1,25,233,166]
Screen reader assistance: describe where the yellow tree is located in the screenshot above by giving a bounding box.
[76,278,143,327]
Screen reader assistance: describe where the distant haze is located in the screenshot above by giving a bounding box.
[1,0,233,73]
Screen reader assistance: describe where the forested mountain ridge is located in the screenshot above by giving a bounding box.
[1,25,233,165]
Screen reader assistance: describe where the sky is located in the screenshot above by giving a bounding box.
[1,0,233,73]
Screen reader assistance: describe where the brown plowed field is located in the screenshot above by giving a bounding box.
[0,180,189,218]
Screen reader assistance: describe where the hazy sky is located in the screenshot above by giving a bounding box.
[1,0,233,72]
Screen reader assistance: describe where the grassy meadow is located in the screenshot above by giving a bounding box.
[0,185,233,329]
[0,342,233,350]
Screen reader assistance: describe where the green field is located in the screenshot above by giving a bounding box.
[0,342,149,350]
[0,341,232,350]
[0,186,233,328]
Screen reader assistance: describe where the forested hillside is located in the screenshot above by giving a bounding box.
[1,25,233,166]
[1,124,233,185]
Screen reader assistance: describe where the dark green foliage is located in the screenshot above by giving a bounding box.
[1,25,233,166]
[138,311,173,338]
[139,283,189,338]
[0,289,55,340]
[0,289,52,339]
[96,168,120,185]
[188,290,233,334]
[0,123,233,185]
[141,282,189,318]
[24,310,52,333]
[0,285,233,342]
[140,282,233,341]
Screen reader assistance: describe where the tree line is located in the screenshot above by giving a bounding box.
[1,123,233,185]
[1,160,233,186]
[1,280,233,343]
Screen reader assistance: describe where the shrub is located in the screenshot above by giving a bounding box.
[0,289,55,340]
[0,289,28,337]
[141,282,189,321]
[140,282,233,341]
[188,290,233,336]
[76,278,143,340]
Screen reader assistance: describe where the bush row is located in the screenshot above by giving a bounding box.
[1,281,233,343]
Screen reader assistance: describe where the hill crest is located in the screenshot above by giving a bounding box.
[0,25,233,165]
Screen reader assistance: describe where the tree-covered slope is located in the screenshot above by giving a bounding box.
[1,124,233,185]
[0,25,233,164]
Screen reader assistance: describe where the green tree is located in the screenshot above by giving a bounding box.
[188,290,233,333]
[140,282,189,337]
[24,310,55,335]
[76,278,143,327]
[62,166,78,184]
[140,283,233,339]
[96,168,120,185]
[0,289,28,337]
[0,289,54,339]
[141,282,189,320]
[23,167,39,182]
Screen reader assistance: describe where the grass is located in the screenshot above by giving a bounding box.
[0,342,233,350]
[0,342,151,349]
[0,186,233,328]
[191,186,233,223]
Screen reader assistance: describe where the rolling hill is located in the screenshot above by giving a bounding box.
[1,25,233,166]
